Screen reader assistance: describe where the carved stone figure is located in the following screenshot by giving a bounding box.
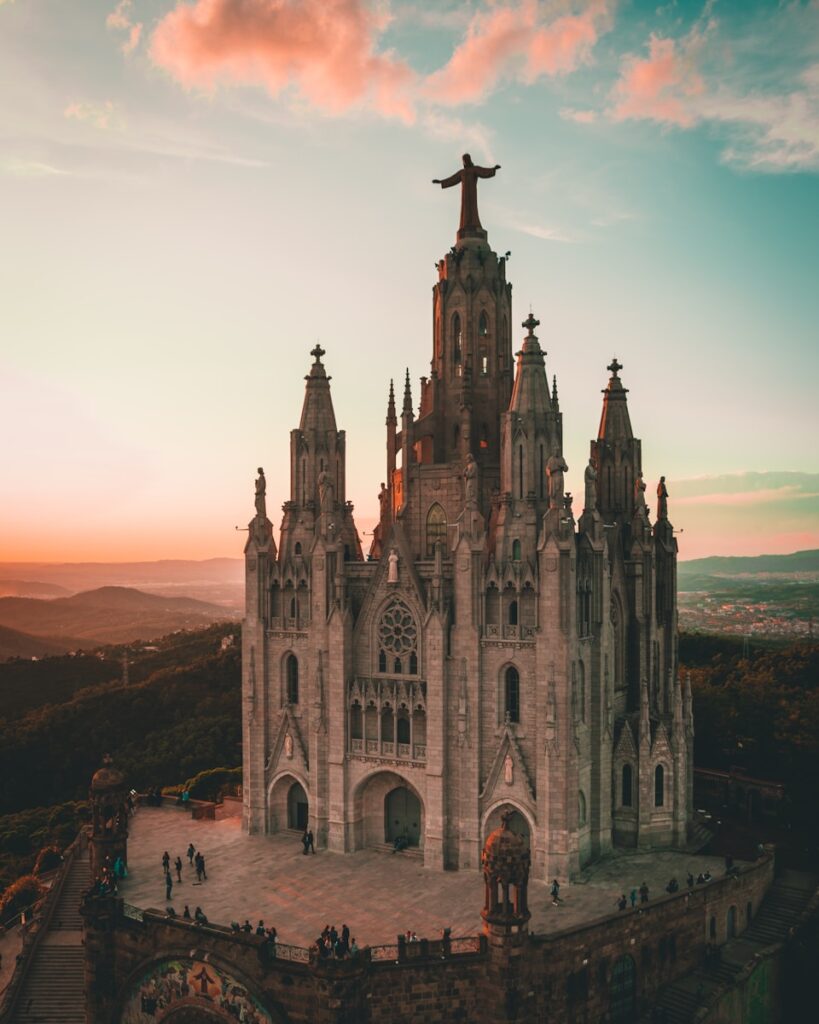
[657,475,669,520]
[318,470,334,512]
[387,548,399,584]
[546,447,568,509]
[634,471,647,508]
[378,481,389,520]
[584,458,597,511]
[504,754,514,786]
[463,452,478,507]
[254,467,266,517]
[432,154,501,234]
[284,733,293,759]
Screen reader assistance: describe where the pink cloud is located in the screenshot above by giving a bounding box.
[560,107,597,124]
[610,24,710,127]
[106,0,143,55]
[150,0,416,122]
[424,1,610,106]
[64,100,117,130]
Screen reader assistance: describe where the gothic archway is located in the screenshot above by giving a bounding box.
[483,802,532,849]
[352,770,425,851]
[287,782,308,831]
[267,772,309,834]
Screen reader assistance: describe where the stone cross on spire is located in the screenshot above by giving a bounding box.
[522,312,540,337]
[311,343,326,364]
[608,357,623,377]
[433,154,501,238]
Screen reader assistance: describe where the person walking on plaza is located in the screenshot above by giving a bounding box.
[194,852,203,882]
[187,843,195,866]
[639,881,649,904]
[341,923,350,953]
[306,829,315,854]
[162,851,170,874]
[617,894,628,911]
[550,879,561,906]
[302,829,309,855]
[165,873,173,901]
[199,852,207,880]
[630,888,637,908]
[183,905,191,920]
[174,856,183,883]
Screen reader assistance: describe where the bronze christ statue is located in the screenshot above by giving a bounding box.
[433,153,501,234]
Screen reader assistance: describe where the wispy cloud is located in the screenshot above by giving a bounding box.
[64,100,120,131]
[422,0,612,106]
[106,0,143,56]
[510,220,576,243]
[607,3,819,171]
[1,159,68,178]
[560,107,598,124]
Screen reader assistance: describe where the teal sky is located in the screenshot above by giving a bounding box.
[1,0,817,561]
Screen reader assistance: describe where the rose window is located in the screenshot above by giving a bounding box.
[377,602,418,673]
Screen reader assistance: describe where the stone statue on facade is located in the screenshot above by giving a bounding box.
[546,447,568,509]
[378,481,389,520]
[463,452,478,508]
[657,475,669,520]
[388,548,399,584]
[432,154,501,234]
[584,459,597,511]
[254,467,266,517]
[317,470,334,512]
[634,471,647,509]
[504,754,514,786]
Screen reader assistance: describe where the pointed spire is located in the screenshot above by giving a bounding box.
[598,356,633,443]
[402,368,413,417]
[386,378,396,424]
[299,345,337,433]
[552,374,558,404]
[509,311,550,415]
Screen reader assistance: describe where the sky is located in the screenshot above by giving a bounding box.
[1,0,817,563]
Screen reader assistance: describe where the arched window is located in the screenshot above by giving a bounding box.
[286,654,299,705]
[478,310,489,336]
[509,599,518,626]
[350,702,362,740]
[377,600,418,678]
[654,764,665,807]
[578,790,587,827]
[452,313,462,365]
[622,763,633,807]
[378,650,387,672]
[289,596,297,620]
[512,539,521,562]
[394,657,402,674]
[294,541,302,555]
[381,706,394,743]
[396,713,410,745]
[504,666,520,723]
[409,652,418,675]
[426,503,447,558]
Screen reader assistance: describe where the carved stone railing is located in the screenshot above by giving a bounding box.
[365,740,379,754]
[351,738,363,753]
[485,624,500,638]
[413,744,426,760]
[504,625,519,640]
[382,741,395,756]
[397,743,411,758]
[271,942,310,963]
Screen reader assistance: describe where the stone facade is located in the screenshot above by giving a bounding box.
[242,185,693,881]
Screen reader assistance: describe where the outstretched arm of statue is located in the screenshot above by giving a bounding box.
[434,170,463,188]
[475,164,501,177]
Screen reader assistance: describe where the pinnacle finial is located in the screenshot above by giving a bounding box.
[608,357,622,377]
[552,374,558,402]
[402,369,413,415]
[522,311,540,337]
[311,343,326,364]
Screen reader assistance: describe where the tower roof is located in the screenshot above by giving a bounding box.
[508,312,551,417]
[299,344,338,434]
[597,357,633,442]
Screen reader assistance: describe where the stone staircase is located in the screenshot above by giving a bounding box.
[9,852,89,1024]
[640,871,817,1024]
[372,842,424,861]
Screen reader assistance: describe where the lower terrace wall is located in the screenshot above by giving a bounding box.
[82,851,775,1023]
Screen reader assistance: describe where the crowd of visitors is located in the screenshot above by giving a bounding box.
[314,923,356,959]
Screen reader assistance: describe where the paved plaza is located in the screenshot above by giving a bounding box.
[118,806,734,948]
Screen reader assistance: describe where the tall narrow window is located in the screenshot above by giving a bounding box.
[578,790,587,827]
[286,655,299,705]
[512,539,521,562]
[396,713,410,744]
[518,446,523,498]
[509,599,518,626]
[622,763,633,807]
[426,503,447,557]
[654,764,665,807]
[479,310,489,336]
[505,667,520,723]
[452,313,462,365]
[294,542,302,556]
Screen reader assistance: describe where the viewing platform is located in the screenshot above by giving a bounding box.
[119,805,734,946]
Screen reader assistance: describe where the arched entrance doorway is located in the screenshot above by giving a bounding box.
[287,782,308,831]
[385,786,421,846]
[483,803,531,849]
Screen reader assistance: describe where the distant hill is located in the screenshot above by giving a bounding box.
[0,579,72,599]
[679,549,819,577]
[0,624,88,662]
[0,586,238,645]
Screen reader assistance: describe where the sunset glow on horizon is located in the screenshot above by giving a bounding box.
[1,0,817,565]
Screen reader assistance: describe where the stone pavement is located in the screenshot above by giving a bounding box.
[119,807,734,948]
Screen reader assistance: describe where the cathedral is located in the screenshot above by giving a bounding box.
[241,156,694,880]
